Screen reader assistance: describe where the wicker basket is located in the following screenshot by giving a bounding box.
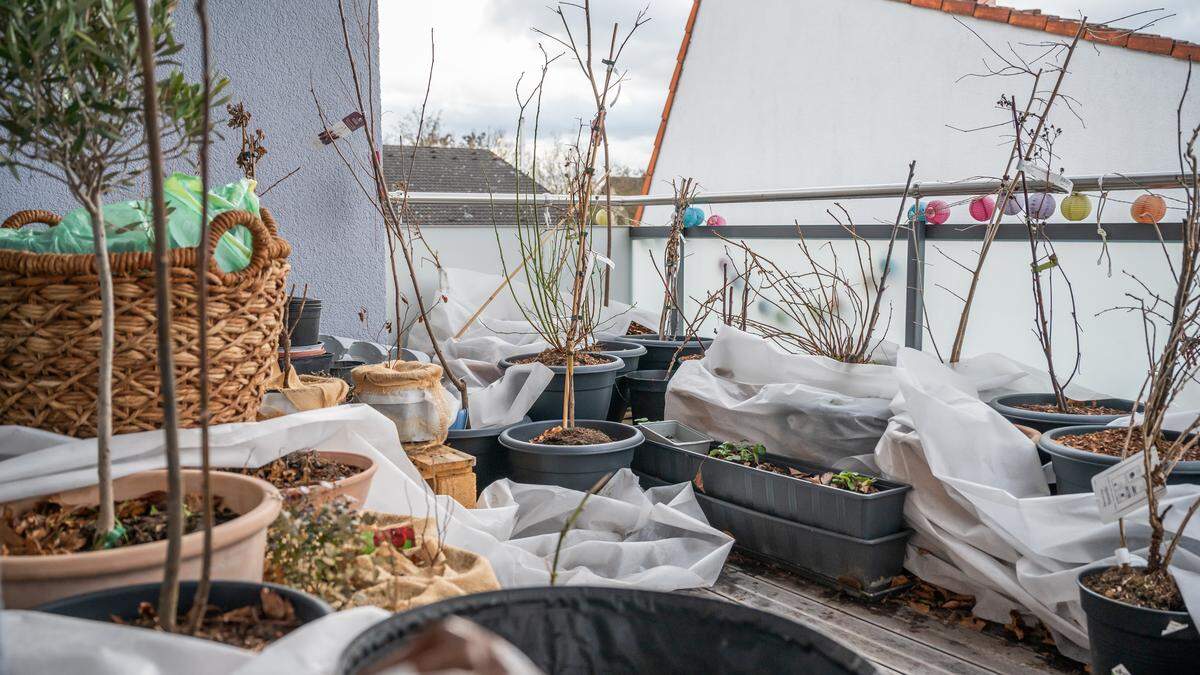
[0,207,291,436]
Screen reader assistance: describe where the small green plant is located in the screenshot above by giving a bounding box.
[709,441,767,465]
[264,498,379,609]
[829,471,877,493]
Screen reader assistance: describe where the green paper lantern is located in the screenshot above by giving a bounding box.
[1061,193,1092,222]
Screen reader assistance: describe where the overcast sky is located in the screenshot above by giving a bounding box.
[379,1,1200,173]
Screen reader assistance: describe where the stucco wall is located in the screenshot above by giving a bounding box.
[636,0,1200,401]
[0,0,385,337]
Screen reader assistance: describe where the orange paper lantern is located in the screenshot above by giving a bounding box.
[1131,194,1167,224]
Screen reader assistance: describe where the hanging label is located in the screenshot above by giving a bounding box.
[593,253,615,270]
[314,111,367,148]
[1092,450,1165,523]
[1017,159,1073,193]
[1110,666,1131,675]
[1162,620,1190,636]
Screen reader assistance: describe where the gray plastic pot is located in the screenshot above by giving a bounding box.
[989,393,1139,433]
[1039,425,1200,494]
[336,586,878,675]
[633,435,911,539]
[499,353,623,422]
[625,369,672,421]
[445,417,528,494]
[37,579,333,627]
[1079,566,1199,673]
[498,419,643,490]
[620,334,712,371]
[594,340,647,422]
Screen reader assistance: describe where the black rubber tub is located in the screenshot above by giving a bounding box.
[286,297,322,347]
[335,586,879,675]
[37,579,333,626]
[499,353,624,422]
[633,438,911,539]
[1078,567,1199,673]
[499,419,643,490]
[1038,425,1200,494]
[637,472,910,596]
[445,417,528,494]
[621,334,712,371]
[989,393,1139,433]
[595,340,647,422]
[625,369,673,421]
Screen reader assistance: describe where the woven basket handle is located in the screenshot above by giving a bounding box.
[2,210,61,229]
[207,209,273,279]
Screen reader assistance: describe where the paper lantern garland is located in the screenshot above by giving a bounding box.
[1131,194,1167,224]
[1002,196,1022,216]
[925,199,951,225]
[968,196,996,222]
[707,214,726,227]
[683,206,705,228]
[1060,193,1092,222]
[907,200,927,224]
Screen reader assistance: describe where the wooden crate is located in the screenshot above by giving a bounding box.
[406,442,477,508]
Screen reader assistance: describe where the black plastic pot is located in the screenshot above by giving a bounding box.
[445,418,527,494]
[286,297,323,347]
[594,340,647,422]
[498,419,643,490]
[633,437,910,539]
[637,472,910,596]
[1039,425,1200,494]
[288,351,334,376]
[621,334,712,371]
[37,579,333,626]
[989,393,1139,433]
[1078,567,1199,673]
[336,586,878,675]
[499,352,623,422]
[625,369,672,421]
[331,359,365,385]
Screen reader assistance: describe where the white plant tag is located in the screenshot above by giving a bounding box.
[593,253,615,270]
[1162,620,1190,636]
[313,111,366,148]
[1017,159,1073,193]
[1110,665,1131,675]
[1092,450,1165,523]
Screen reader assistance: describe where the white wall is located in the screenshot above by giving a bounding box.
[637,0,1200,401]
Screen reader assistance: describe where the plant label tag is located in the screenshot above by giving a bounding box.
[1092,450,1164,523]
[314,111,367,148]
[1017,159,1073,193]
[1162,619,1190,636]
[1110,665,1131,675]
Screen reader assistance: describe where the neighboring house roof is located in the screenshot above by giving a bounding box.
[381,145,549,227]
[637,0,1200,221]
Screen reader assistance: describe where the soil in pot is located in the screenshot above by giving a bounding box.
[625,321,654,335]
[227,449,376,508]
[1,492,236,555]
[1082,565,1182,611]
[1012,400,1132,416]
[508,348,612,367]
[1055,427,1199,460]
[531,425,613,445]
[1078,565,1199,673]
[708,441,880,494]
[117,586,303,650]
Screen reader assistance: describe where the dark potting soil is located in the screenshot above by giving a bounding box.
[1012,400,1132,416]
[116,587,301,651]
[625,321,655,335]
[1082,565,1185,612]
[510,348,612,367]
[231,449,363,489]
[728,459,881,494]
[1056,428,1200,461]
[0,492,237,556]
[530,425,613,445]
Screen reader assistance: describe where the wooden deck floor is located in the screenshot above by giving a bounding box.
[682,555,1084,675]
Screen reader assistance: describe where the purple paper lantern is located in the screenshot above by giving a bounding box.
[1002,195,1022,216]
[707,214,727,227]
[1026,193,1056,220]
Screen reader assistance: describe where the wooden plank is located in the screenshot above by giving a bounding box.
[710,569,993,675]
[731,562,1070,674]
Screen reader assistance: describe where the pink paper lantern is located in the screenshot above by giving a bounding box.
[925,199,951,225]
[968,196,995,222]
[706,214,726,227]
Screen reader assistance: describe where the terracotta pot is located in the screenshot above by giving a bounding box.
[0,469,281,609]
[1013,424,1041,444]
[278,451,378,509]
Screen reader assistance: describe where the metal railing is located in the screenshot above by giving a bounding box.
[397,171,1188,350]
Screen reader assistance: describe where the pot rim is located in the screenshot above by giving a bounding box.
[1077,565,1193,619]
[278,450,378,499]
[591,339,648,358]
[499,352,624,375]
[620,334,713,348]
[36,578,335,618]
[1039,424,1200,468]
[499,419,644,455]
[1,469,282,578]
[990,393,1140,425]
[624,368,673,382]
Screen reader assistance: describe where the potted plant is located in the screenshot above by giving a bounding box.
[228,449,378,508]
[1066,95,1200,671]
[488,3,649,490]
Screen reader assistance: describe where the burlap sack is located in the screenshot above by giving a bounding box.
[259,362,349,419]
[353,361,454,444]
[344,514,500,612]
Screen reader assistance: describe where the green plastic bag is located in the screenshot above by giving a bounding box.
[0,173,258,272]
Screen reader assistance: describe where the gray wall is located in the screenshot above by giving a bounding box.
[0,0,385,337]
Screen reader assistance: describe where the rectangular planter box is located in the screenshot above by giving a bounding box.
[633,436,911,539]
[636,471,912,596]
